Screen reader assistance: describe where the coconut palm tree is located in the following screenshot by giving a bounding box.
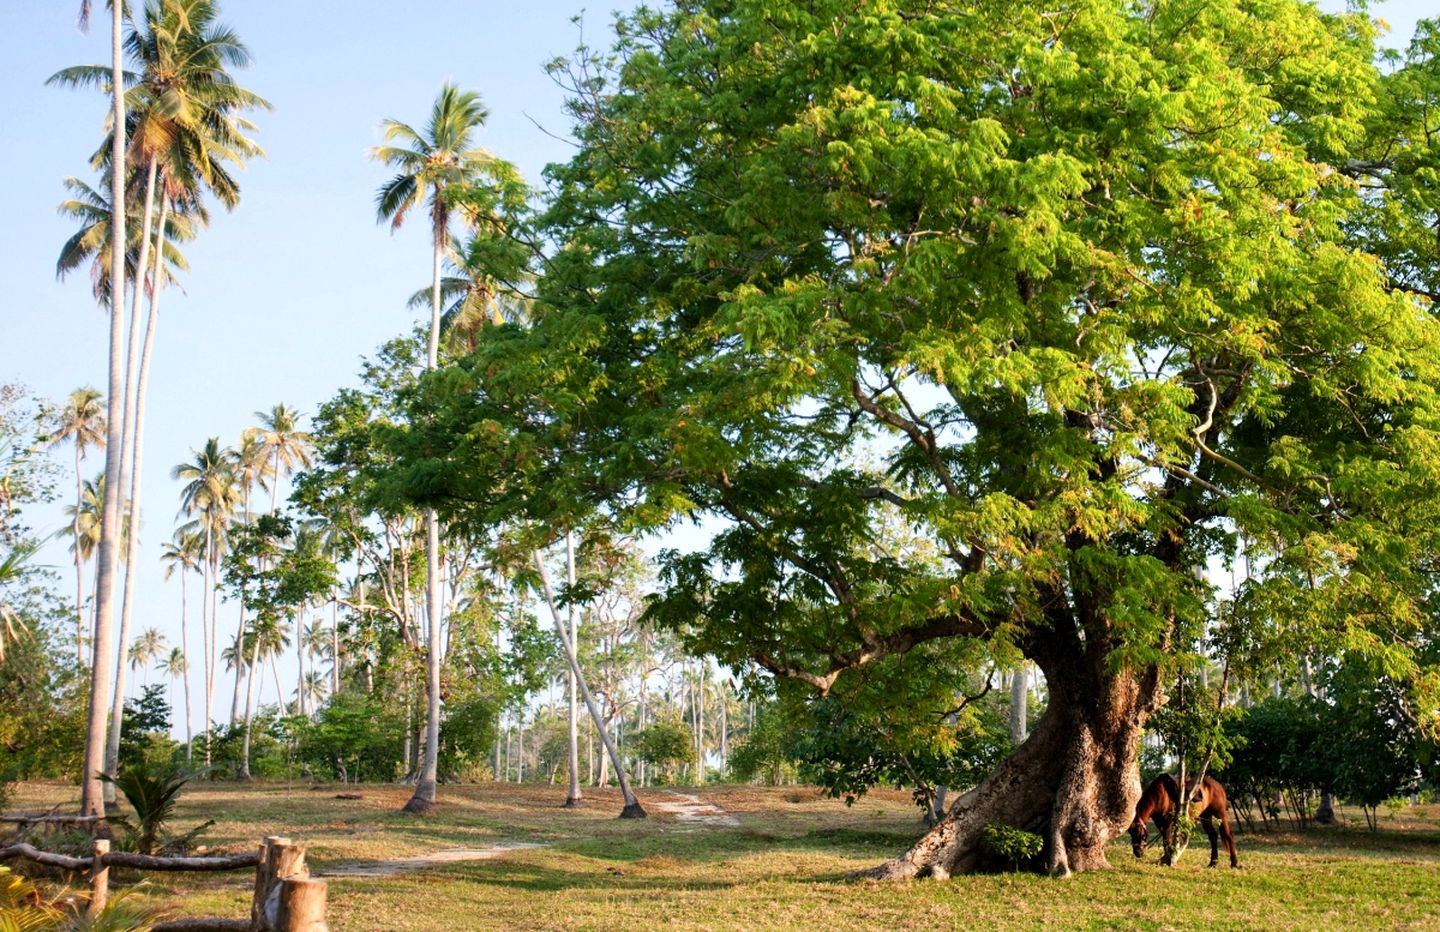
[55,0,268,808]
[172,438,236,767]
[160,530,201,761]
[246,405,313,515]
[296,670,327,720]
[299,616,331,718]
[370,83,495,814]
[128,627,166,688]
[225,431,265,725]
[157,645,189,749]
[70,0,130,820]
[47,387,107,662]
[55,175,195,304]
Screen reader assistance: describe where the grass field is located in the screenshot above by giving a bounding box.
[7,780,1440,930]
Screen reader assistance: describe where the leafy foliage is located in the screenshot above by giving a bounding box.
[631,717,696,783]
[980,822,1045,873]
[118,685,175,770]
[387,1,1440,846]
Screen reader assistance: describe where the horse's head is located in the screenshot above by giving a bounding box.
[1128,818,1148,859]
[1185,779,1210,820]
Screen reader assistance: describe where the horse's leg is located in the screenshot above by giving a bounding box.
[1159,815,1174,867]
[1219,812,1239,867]
[1202,814,1219,867]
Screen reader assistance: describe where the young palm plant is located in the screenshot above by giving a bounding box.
[101,760,212,856]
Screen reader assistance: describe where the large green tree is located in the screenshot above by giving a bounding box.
[395,0,1440,876]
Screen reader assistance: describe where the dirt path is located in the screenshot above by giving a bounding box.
[652,791,740,827]
[319,842,547,878]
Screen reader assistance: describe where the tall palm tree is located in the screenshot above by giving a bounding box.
[55,175,195,305]
[72,0,130,820]
[172,438,236,767]
[246,405,313,515]
[55,0,268,807]
[226,431,264,725]
[157,645,189,747]
[160,530,201,762]
[370,83,493,814]
[296,670,327,720]
[128,627,166,688]
[300,616,331,718]
[47,387,106,663]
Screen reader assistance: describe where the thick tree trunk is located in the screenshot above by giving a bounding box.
[859,657,1160,879]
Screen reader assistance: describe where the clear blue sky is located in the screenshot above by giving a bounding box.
[0,1,1431,720]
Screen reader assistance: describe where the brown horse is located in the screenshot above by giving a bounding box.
[1128,773,1239,868]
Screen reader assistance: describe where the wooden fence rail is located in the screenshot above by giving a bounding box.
[0,834,325,931]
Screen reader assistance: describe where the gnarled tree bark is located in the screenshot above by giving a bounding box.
[858,650,1162,879]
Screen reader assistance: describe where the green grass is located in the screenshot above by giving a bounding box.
[8,781,1440,930]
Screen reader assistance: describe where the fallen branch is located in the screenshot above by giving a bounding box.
[0,842,259,872]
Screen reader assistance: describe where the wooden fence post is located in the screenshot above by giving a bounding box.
[87,838,110,916]
[277,876,329,931]
[250,836,288,929]
[249,836,323,931]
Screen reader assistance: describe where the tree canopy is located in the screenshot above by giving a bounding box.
[385,0,1440,876]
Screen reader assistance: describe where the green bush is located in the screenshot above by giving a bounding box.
[293,692,405,782]
[980,822,1044,872]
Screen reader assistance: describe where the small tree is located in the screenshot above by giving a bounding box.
[633,717,696,784]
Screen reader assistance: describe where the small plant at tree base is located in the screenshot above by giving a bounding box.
[980,822,1043,872]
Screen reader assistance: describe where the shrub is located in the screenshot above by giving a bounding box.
[980,822,1044,872]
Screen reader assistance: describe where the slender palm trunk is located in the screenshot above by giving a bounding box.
[230,487,254,726]
[80,0,129,817]
[73,446,87,665]
[105,160,162,801]
[330,601,340,699]
[270,652,284,714]
[534,551,645,817]
[180,569,193,764]
[201,530,216,768]
[1010,664,1029,746]
[296,612,306,717]
[404,220,446,813]
[696,665,705,783]
[564,532,582,807]
[240,628,261,779]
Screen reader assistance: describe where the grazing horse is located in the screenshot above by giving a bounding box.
[1128,773,1239,868]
